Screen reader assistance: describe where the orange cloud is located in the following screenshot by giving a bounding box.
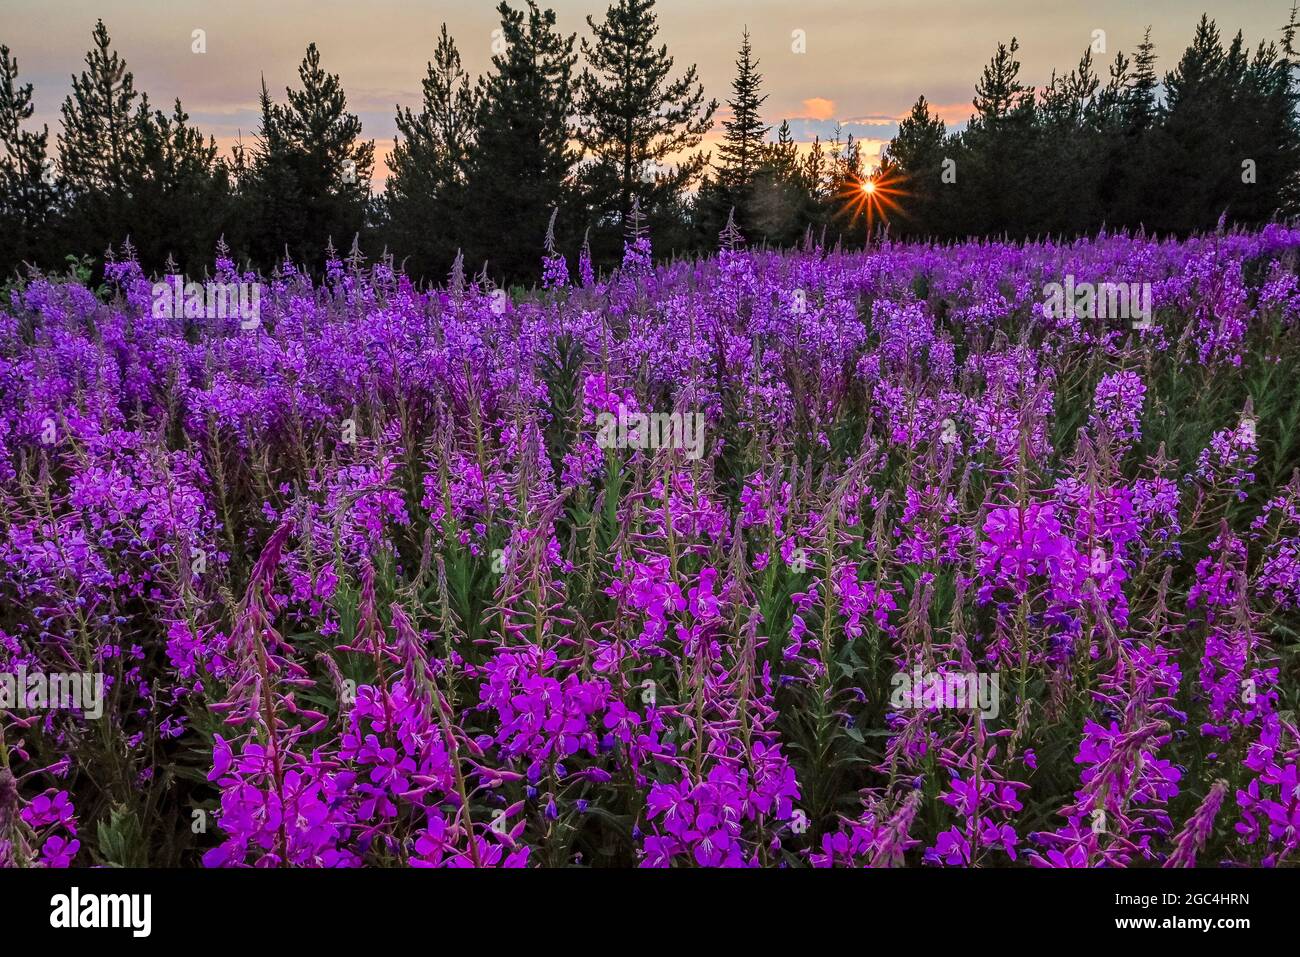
[918,101,973,126]
[799,97,836,121]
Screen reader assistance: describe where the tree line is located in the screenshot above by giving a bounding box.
[2,2,1299,284]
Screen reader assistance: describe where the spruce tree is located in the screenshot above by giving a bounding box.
[385,24,477,280]
[714,28,769,190]
[577,0,716,238]
[0,44,55,272]
[881,96,947,235]
[56,20,144,262]
[464,1,577,283]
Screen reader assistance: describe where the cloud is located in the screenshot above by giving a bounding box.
[845,100,972,128]
[798,97,836,120]
[913,101,974,127]
[841,114,902,127]
[772,117,901,145]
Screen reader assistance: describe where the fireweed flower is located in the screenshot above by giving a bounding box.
[810,792,922,868]
[834,564,898,640]
[1193,416,1259,502]
[1165,780,1229,868]
[1235,716,1300,865]
[1089,371,1145,448]
[4,228,1300,869]
[894,484,970,565]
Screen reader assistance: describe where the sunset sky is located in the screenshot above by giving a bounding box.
[1,0,1292,181]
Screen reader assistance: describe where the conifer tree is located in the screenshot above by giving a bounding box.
[58,20,141,196]
[463,1,577,282]
[54,20,229,272]
[1151,15,1235,229]
[714,28,769,190]
[239,44,373,269]
[747,120,811,245]
[285,43,374,264]
[577,0,716,233]
[1126,27,1161,130]
[385,24,478,279]
[127,99,231,271]
[880,96,947,235]
[56,20,144,260]
[960,37,1037,234]
[0,44,55,270]
[694,28,769,243]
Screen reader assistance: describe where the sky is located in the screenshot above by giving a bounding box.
[1,0,1293,181]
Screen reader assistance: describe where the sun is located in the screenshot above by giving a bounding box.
[839,169,908,231]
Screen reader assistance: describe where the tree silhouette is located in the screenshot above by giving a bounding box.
[240,43,374,268]
[577,0,715,253]
[463,1,577,283]
[0,44,56,270]
[384,24,478,281]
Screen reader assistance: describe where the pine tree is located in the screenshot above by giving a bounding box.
[960,37,1037,234]
[237,78,305,267]
[801,136,828,202]
[0,44,56,272]
[1039,49,1098,130]
[881,96,947,234]
[884,98,946,174]
[825,130,870,244]
[58,20,141,195]
[56,20,145,262]
[972,37,1034,124]
[577,0,716,233]
[1092,30,1152,228]
[1274,2,1300,215]
[747,119,812,245]
[395,25,476,182]
[464,1,578,283]
[53,20,229,273]
[1126,27,1160,130]
[385,24,478,280]
[766,119,799,177]
[278,43,375,265]
[237,45,374,269]
[1153,15,1231,230]
[128,99,231,272]
[1217,16,1300,224]
[714,28,769,190]
[1164,15,1226,113]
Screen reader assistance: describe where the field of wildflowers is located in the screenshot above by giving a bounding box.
[1,224,1299,869]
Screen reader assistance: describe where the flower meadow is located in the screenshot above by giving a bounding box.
[2,224,1300,870]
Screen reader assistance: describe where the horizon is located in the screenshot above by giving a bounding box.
[2,0,1292,183]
